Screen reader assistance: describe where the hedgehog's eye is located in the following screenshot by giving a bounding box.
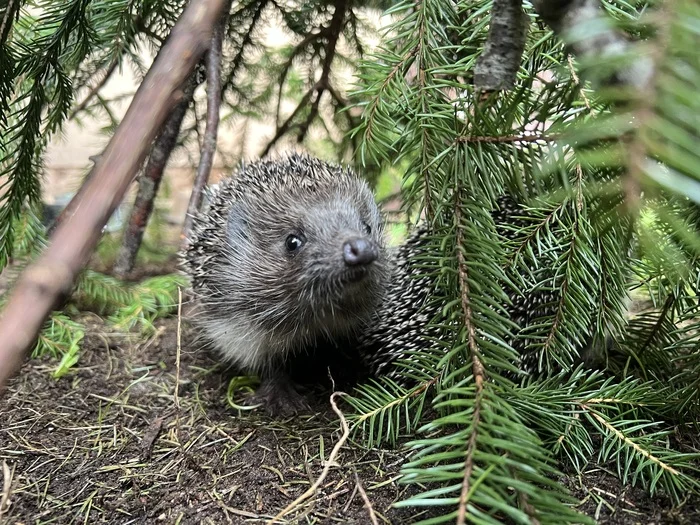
[362,222,372,235]
[285,234,305,252]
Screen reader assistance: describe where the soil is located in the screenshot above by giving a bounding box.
[1,305,698,524]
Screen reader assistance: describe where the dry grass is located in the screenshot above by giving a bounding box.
[0,315,697,524]
[0,317,429,524]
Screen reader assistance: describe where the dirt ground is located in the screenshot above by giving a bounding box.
[1,281,698,523]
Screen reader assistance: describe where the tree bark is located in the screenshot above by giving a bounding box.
[0,0,230,393]
[181,19,225,247]
[114,75,198,278]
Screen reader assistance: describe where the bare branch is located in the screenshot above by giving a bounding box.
[474,0,529,91]
[263,0,347,155]
[69,58,120,120]
[223,0,270,90]
[260,86,315,157]
[0,0,230,392]
[182,18,226,246]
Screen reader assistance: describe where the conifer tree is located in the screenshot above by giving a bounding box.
[1,0,699,522]
[345,0,700,521]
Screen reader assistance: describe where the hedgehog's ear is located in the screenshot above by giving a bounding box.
[226,203,249,241]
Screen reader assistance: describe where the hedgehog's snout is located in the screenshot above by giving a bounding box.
[343,237,378,267]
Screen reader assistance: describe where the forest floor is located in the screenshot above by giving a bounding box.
[1,261,699,524]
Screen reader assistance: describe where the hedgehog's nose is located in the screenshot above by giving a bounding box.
[343,238,378,266]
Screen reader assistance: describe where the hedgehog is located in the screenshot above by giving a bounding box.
[182,154,391,415]
[183,155,604,415]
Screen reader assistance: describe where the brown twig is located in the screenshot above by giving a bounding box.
[454,189,487,525]
[353,470,379,525]
[0,0,230,393]
[267,391,350,524]
[274,28,327,126]
[113,73,198,277]
[262,0,347,156]
[182,17,226,246]
[0,461,14,518]
[260,87,315,157]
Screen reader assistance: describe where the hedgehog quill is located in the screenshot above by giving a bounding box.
[182,154,390,415]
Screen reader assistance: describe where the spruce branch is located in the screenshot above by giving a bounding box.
[454,187,488,525]
[0,0,231,392]
[0,0,94,272]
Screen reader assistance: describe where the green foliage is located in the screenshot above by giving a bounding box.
[346,0,700,521]
[34,312,85,359]
[1,0,96,272]
[2,207,184,374]
[107,274,187,333]
[28,269,185,374]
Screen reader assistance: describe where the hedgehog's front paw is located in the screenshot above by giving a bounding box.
[245,374,311,417]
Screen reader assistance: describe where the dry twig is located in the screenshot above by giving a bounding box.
[267,392,350,524]
[354,470,379,525]
[0,461,14,517]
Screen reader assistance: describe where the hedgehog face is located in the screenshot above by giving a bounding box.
[214,170,390,347]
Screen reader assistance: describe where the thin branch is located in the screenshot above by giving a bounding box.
[274,30,326,127]
[455,133,559,144]
[267,392,350,524]
[260,87,315,157]
[182,16,226,246]
[69,58,120,120]
[582,405,680,475]
[353,470,379,525]
[0,0,230,392]
[223,0,270,90]
[454,190,487,525]
[263,0,347,154]
[362,46,418,146]
[506,201,566,267]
